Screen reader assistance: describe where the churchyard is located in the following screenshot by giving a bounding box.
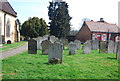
[2,35,120,79]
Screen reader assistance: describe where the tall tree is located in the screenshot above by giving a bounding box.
[20,17,49,39]
[48,1,72,38]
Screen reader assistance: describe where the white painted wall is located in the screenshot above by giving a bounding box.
[0,10,18,43]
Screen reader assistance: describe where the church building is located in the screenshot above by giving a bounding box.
[0,0,20,44]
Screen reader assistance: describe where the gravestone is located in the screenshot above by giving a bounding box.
[55,40,64,49]
[48,43,63,64]
[74,40,81,49]
[99,41,107,53]
[41,40,51,55]
[68,42,77,55]
[83,40,91,54]
[117,42,120,60]
[108,40,115,54]
[114,42,118,53]
[0,35,2,46]
[33,37,42,50]
[28,39,37,54]
[50,36,58,43]
[91,40,99,50]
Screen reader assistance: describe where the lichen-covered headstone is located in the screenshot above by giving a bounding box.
[48,43,63,64]
[99,41,107,53]
[68,42,77,55]
[41,40,51,55]
[83,40,91,54]
[74,40,81,49]
[108,40,115,54]
[117,42,120,60]
[91,40,99,50]
[28,39,37,54]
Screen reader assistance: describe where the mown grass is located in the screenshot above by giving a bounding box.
[0,41,26,52]
[2,48,118,79]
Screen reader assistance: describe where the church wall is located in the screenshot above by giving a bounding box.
[0,10,17,43]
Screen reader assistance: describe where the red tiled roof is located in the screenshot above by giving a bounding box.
[0,0,17,17]
[85,21,120,33]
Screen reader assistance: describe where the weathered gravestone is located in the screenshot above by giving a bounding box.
[117,42,120,60]
[114,42,118,53]
[83,40,91,54]
[48,43,63,64]
[74,40,81,49]
[68,42,77,55]
[0,35,2,46]
[108,40,115,54]
[41,40,51,55]
[33,37,42,50]
[50,36,56,43]
[91,40,99,50]
[28,39,37,54]
[99,41,107,53]
[55,40,64,49]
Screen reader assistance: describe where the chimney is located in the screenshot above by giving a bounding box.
[100,18,104,22]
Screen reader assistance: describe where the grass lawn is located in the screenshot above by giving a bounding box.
[2,48,119,79]
[0,41,26,52]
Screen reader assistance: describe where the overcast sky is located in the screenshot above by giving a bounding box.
[8,0,119,30]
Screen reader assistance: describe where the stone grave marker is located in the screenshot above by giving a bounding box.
[68,42,77,55]
[50,36,58,43]
[28,39,37,54]
[0,35,2,46]
[114,42,118,53]
[83,40,91,54]
[48,43,63,64]
[74,40,81,49]
[108,40,115,54]
[41,40,51,55]
[99,41,107,53]
[117,42,120,60]
[91,40,99,50]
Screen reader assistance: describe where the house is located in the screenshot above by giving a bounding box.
[0,0,20,44]
[75,18,120,42]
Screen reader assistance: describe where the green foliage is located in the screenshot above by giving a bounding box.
[2,49,118,79]
[20,17,49,38]
[48,1,72,38]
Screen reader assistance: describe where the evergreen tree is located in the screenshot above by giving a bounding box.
[21,17,49,38]
[48,1,72,38]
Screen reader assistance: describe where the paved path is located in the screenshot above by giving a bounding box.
[1,42,28,59]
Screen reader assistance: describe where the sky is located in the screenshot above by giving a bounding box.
[7,0,120,30]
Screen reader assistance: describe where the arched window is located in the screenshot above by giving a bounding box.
[6,19,11,37]
[0,17,2,35]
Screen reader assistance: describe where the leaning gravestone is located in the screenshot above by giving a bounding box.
[48,43,63,64]
[28,39,37,54]
[91,40,99,50]
[99,41,107,53]
[74,40,81,49]
[41,40,51,55]
[116,42,120,60]
[83,40,91,54]
[68,42,77,55]
[108,40,115,54]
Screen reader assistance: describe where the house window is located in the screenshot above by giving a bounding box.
[102,34,107,41]
[6,19,11,37]
[0,17,2,35]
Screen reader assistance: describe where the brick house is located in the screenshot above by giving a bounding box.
[75,19,120,43]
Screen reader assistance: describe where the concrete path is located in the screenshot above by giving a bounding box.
[1,42,28,59]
